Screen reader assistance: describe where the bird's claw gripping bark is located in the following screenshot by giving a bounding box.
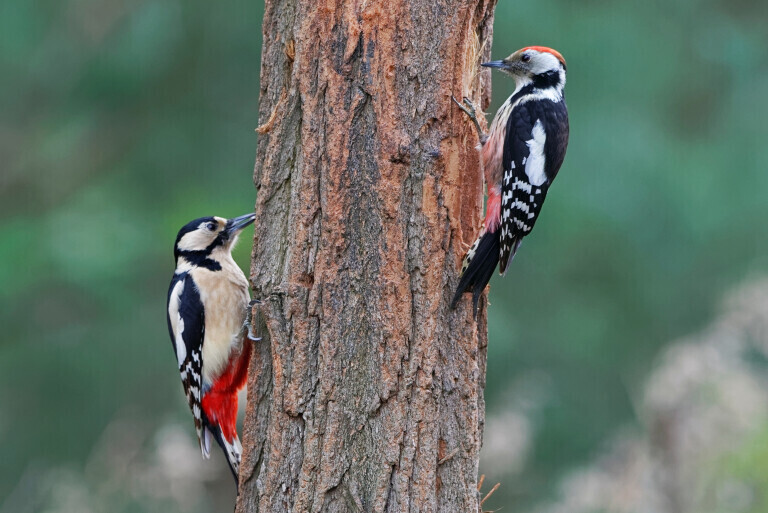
[452,95,488,143]
[244,299,262,342]
[452,95,477,118]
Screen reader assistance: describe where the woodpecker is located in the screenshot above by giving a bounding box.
[452,46,569,314]
[166,213,257,483]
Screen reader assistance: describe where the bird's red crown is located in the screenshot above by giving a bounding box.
[521,46,566,67]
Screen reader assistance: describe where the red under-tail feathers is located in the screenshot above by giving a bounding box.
[200,338,252,481]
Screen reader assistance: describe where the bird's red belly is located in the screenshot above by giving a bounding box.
[201,339,252,441]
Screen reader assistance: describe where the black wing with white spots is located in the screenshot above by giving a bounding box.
[166,272,206,448]
[499,98,569,273]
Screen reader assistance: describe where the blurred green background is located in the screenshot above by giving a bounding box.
[1,0,767,511]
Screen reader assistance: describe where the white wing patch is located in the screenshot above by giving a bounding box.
[525,119,548,187]
[167,279,187,367]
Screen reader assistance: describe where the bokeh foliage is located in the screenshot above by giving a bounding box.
[1,0,766,510]
[485,0,768,506]
[1,0,263,507]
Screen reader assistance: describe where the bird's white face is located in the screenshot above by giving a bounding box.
[173,213,256,268]
[176,217,229,252]
[512,49,563,77]
[484,46,566,82]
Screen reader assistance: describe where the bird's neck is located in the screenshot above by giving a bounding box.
[511,76,534,97]
[513,69,565,98]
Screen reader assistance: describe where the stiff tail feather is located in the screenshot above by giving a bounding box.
[451,229,501,316]
[202,421,242,484]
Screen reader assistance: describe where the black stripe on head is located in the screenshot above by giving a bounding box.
[173,216,224,271]
[532,70,563,90]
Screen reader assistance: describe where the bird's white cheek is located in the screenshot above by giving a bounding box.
[177,230,213,251]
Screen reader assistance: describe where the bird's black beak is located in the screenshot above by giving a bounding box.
[481,60,505,69]
[226,213,257,235]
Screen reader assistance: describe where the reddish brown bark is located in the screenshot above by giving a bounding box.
[238,0,497,511]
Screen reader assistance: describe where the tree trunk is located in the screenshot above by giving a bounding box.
[238,0,497,511]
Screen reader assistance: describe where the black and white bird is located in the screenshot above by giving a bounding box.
[166,213,257,482]
[452,46,570,314]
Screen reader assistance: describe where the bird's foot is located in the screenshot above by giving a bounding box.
[452,95,488,143]
[244,300,262,342]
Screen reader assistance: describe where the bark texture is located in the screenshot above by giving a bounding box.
[238,0,497,511]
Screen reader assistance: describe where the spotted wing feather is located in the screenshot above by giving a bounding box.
[499,99,569,273]
[167,272,206,453]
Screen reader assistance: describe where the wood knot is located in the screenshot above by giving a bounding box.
[388,144,411,164]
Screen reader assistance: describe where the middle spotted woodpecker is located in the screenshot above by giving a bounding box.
[452,46,570,314]
[166,213,257,483]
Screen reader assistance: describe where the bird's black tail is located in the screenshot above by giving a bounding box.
[202,421,241,486]
[451,229,500,316]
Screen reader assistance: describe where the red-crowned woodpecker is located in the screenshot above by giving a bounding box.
[452,46,570,314]
[166,213,257,483]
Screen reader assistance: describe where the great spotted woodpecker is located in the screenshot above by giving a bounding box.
[452,46,570,314]
[166,213,257,482]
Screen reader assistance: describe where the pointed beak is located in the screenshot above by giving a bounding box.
[481,60,505,69]
[226,213,256,236]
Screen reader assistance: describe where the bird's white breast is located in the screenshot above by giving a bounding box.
[190,254,250,385]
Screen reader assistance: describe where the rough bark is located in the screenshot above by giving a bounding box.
[238,0,497,511]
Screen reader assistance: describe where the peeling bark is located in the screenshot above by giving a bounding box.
[238,0,497,511]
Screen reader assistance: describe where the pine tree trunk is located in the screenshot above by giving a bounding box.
[237,1,497,511]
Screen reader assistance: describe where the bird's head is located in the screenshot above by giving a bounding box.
[173,213,256,267]
[482,46,566,86]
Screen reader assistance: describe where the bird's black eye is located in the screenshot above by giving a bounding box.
[521,54,531,63]
[206,222,217,231]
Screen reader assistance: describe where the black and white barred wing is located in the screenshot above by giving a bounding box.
[499,99,568,273]
[166,273,208,456]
